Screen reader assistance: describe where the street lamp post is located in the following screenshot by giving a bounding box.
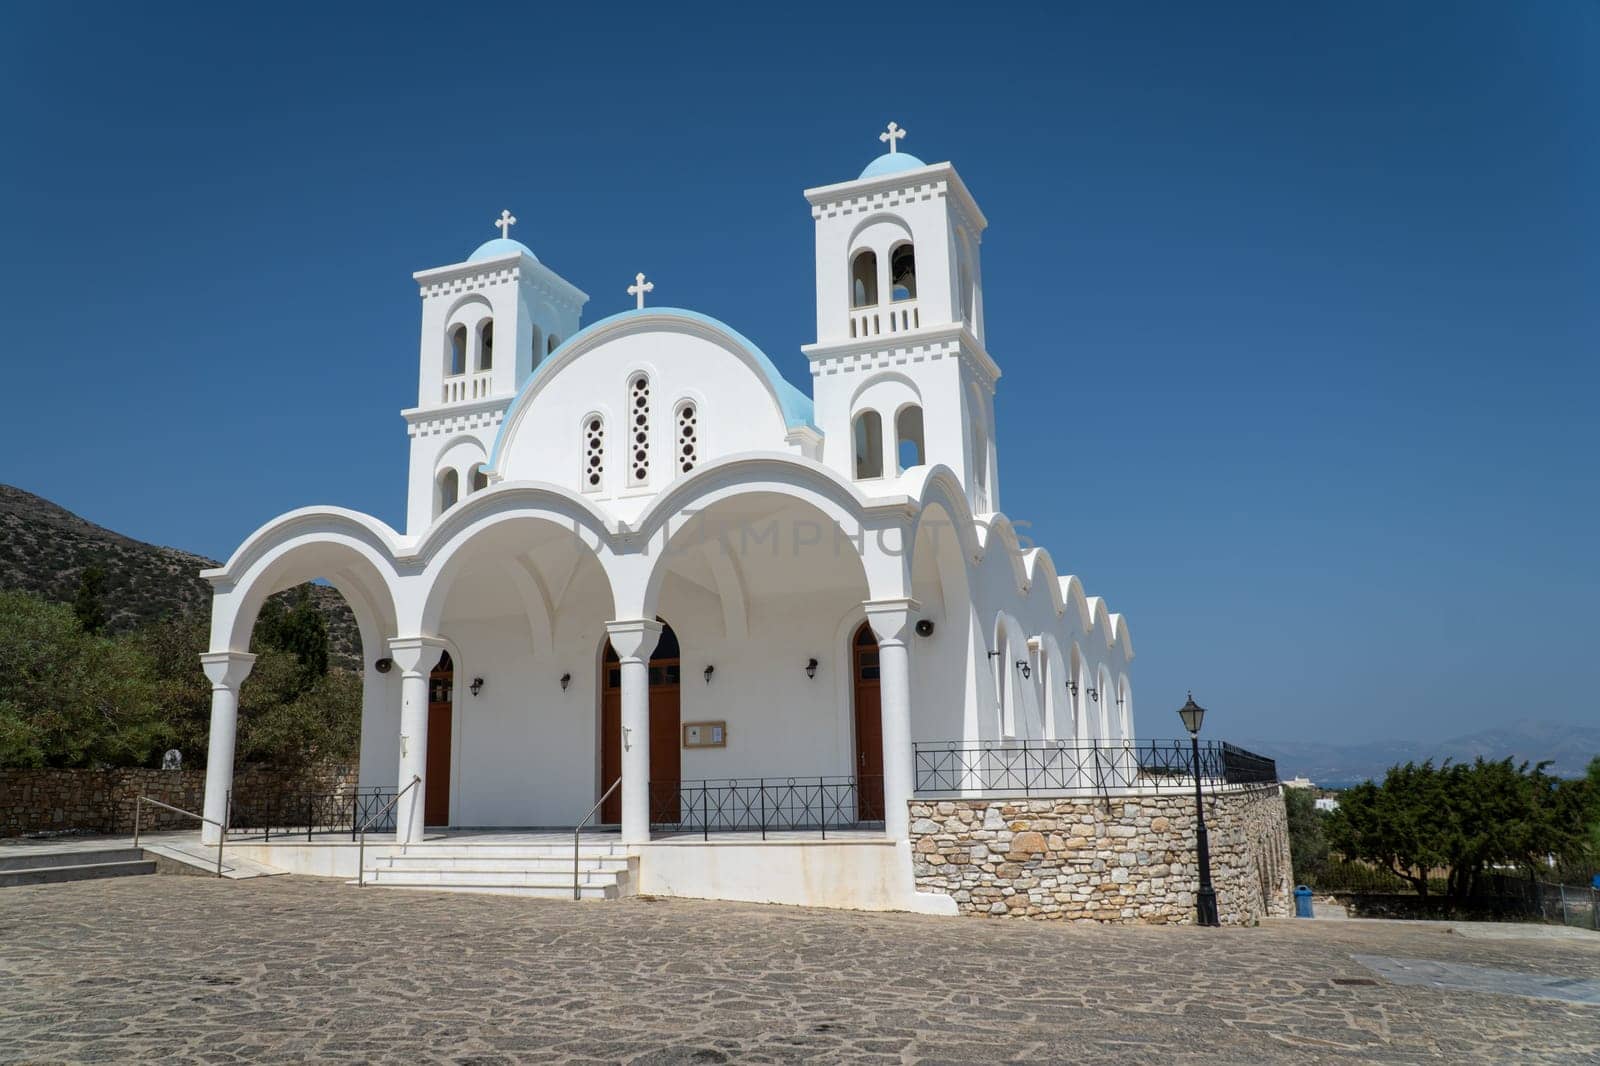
[1178,692,1221,927]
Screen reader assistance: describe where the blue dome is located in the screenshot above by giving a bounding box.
[859,152,928,180]
[468,237,539,263]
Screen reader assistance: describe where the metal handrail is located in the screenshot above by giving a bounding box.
[133,794,230,878]
[573,778,622,900]
[355,775,422,888]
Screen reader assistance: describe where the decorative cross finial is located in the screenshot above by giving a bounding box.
[627,271,654,310]
[495,209,517,239]
[879,121,906,154]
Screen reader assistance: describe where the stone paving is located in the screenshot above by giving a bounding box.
[1,876,1597,1064]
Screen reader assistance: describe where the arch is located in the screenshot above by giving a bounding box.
[974,513,1032,596]
[1097,663,1116,741]
[528,323,544,372]
[895,403,924,472]
[674,398,700,475]
[207,522,401,660]
[477,320,494,371]
[1037,634,1066,741]
[486,309,816,478]
[580,411,607,493]
[447,324,468,377]
[966,382,991,511]
[434,468,459,517]
[852,410,884,479]
[629,455,899,618]
[469,467,489,494]
[415,493,618,638]
[890,241,917,301]
[990,613,1031,738]
[1069,643,1088,743]
[850,249,878,308]
[626,372,652,487]
[1116,673,1134,741]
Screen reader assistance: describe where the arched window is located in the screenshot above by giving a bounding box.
[957,234,974,324]
[469,467,488,493]
[890,242,917,300]
[968,386,990,511]
[582,415,605,493]
[627,374,651,486]
[447,326,467,376]
[852,410,883,479]
[547,334,561,355]
[477,321,493,371]
[895,405,924,472]
[435,468,459,516]
[850,250,878,308]
[675,401,698,474]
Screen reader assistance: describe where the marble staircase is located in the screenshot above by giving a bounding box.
[358,840,636,899]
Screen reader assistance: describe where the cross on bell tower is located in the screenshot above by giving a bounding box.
[627,272,654,310]
[879,121,906,153]
[495,209,517,239]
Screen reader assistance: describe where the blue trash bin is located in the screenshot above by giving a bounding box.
[1294,885,1314,918]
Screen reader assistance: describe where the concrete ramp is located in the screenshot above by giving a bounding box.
[140,838,288,880]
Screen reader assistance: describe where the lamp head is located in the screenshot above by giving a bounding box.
[1177,692,1206,735]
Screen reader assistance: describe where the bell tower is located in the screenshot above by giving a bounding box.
[802,126,1001,514]
[401,212,589,534]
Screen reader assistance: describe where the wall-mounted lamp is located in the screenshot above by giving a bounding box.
[1015,659,1031,680]
[703,664,715,684]
[1086,686,1100,703]
[374,657,393,674]
[1066,678,1079,697]
[560,672,571,692]
[469,677,485,697]
[805,658,818,679]
[986,650,1001,661]
[1115,695,1126,710]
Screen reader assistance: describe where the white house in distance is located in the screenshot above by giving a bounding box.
[197,125,1168,914]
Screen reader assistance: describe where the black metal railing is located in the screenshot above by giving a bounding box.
[649,777,885,839]
[912,739,1278,796]
[226,785,401,841]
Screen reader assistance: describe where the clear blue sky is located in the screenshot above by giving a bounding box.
[1,2,1594,745]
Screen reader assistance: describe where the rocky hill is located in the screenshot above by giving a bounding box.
[0,484,361,666]
[1245,719,1600,786]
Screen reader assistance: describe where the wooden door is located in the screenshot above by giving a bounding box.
[599,625,681,825]
[649,686,681,824]
[852,624,885,821]
[425,653,453,826]
[600,688,622,823]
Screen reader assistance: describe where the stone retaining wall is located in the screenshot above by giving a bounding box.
[909,785,1293,924]
[0,765,356,837]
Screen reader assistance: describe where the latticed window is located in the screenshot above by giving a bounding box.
[628,374,651,486]
[582,415,605,492]
[676,402,698,474]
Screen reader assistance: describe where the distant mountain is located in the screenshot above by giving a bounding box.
[1244,720,1600,786]
[0,484,360,666]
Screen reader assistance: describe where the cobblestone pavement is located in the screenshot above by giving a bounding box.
[1,876,1597,1064]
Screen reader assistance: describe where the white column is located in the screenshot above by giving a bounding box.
[199,652,255,846]
[865,598,918,842]
[389,638,444,844]
[605,619,662,845]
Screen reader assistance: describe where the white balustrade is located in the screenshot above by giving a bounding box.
[849,299,920,340]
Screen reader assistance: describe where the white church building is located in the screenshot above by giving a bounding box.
[195,126,1182,915]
